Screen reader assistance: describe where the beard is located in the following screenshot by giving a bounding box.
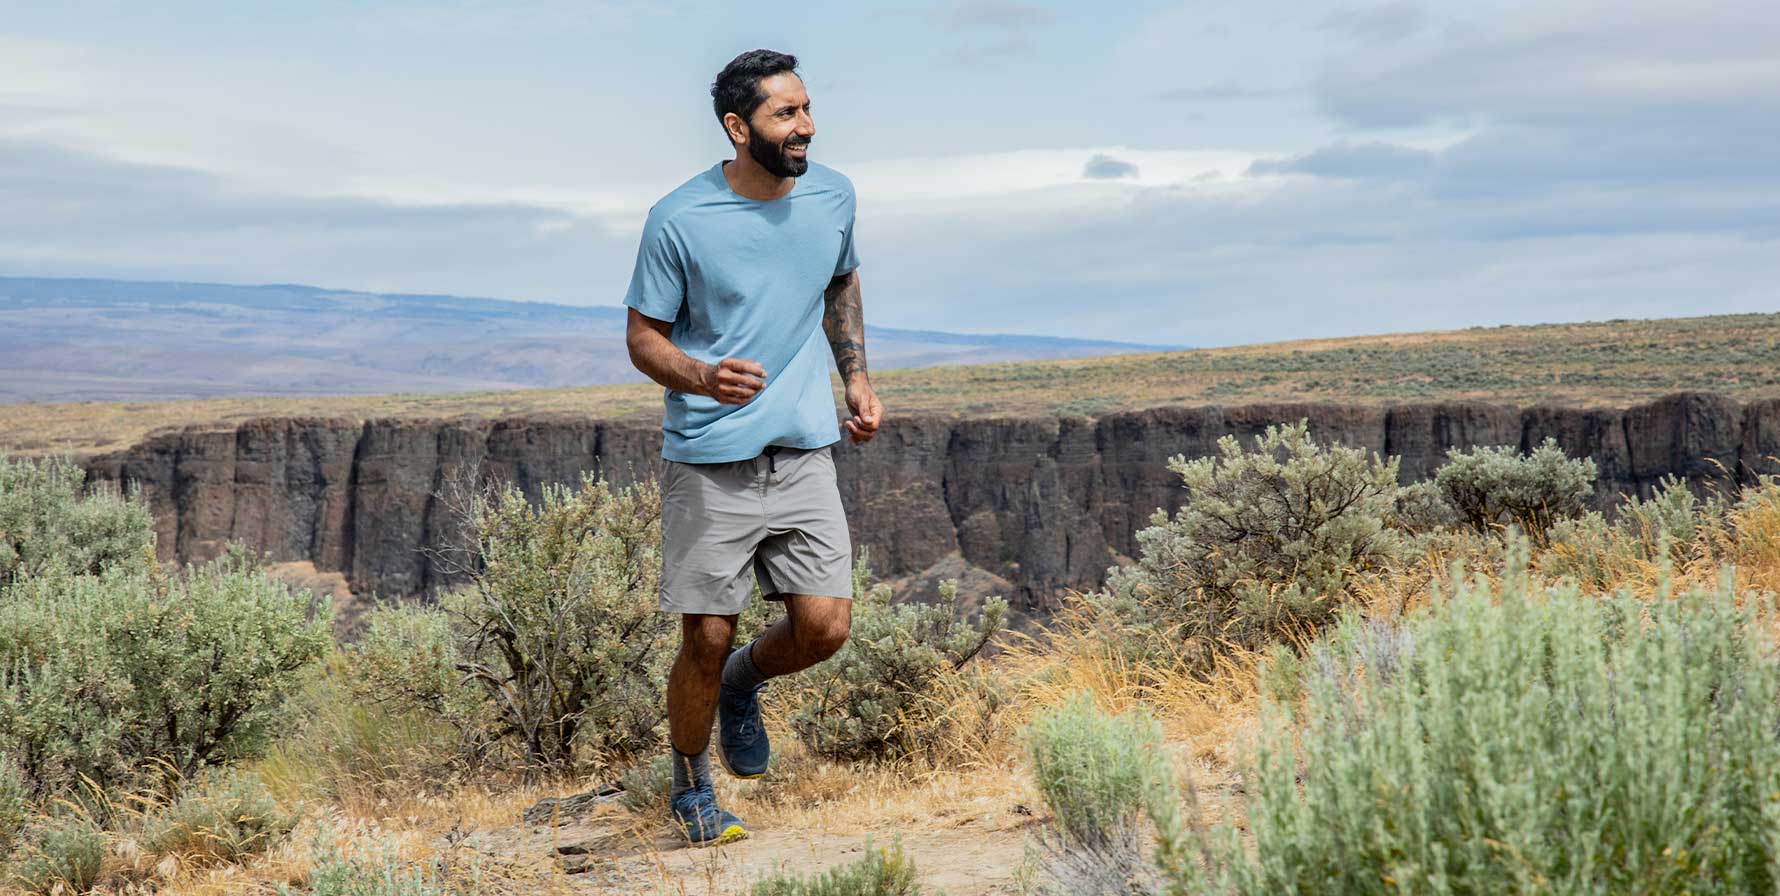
[746,123,809,178]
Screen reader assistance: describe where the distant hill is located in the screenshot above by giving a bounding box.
[0,276,1185,403]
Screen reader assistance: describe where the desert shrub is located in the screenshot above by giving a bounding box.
[1169,567,1780,895]
[0,758,27,855]
[257,651,466,812]
[1435,438,1597,545]
[282,835,464,896]
[617,754,672,813]
[350,474,671,774]
[1021,693,1171,896]
[1545,476,1727,590]
[750,838,923,896]
[6,814,106,894]
[1389,478,1459,535]
[1095,420,1407,666]
[0,453,154,587]
[0,548,332,799]
[141,767,295,866]
[789,564,1006,762]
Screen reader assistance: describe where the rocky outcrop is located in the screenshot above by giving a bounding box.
[82,393,1780,611]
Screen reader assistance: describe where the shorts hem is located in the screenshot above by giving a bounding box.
[760,580,855,602]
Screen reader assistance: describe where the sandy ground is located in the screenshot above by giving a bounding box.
[454,789,1039,894]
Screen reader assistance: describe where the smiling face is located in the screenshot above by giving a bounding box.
[729,71,814,178]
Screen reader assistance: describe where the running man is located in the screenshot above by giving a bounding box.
[622,48,883,846]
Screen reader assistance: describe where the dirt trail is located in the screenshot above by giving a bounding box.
[456,793,1038,894]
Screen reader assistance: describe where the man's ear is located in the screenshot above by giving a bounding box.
[724,112,748,146]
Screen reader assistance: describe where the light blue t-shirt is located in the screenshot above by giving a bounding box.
[623,160,860,463]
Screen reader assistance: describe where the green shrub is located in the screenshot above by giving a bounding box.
[6,814,106,894]
[617,754,672,813]
[1435,438,1597,545]
[789,564,1005,762]
[750,838,924,896]
[282,835,464,896]
[142,767,295,865]
[1546,475,1724,589]
[1096,420,1407,665]
[1171,566,1780,895]
[1390,478,1459,536]
[350,474,671,773]
[0,454,154,587]
[1021,693,1171,896]
[0,548,333,798]
[256,650,466,811]
[0,757,27,855]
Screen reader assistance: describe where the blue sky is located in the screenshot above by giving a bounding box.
[1,0,1775,346]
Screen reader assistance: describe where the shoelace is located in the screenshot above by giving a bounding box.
[734,688,763,740]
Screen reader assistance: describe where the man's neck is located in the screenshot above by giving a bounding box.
[722,158,795,201]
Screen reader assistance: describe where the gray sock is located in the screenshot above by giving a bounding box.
[721,641,770,691]
[671,748,711,798]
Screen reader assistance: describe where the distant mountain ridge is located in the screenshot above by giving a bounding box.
[0,276,1186,404]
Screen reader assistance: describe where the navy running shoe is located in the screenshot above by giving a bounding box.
[670,783,748,847]
[717,680,770,779]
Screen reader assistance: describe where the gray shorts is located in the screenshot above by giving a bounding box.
[657,443,853,615]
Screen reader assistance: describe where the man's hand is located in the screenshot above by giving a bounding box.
[843,374,882,443]
[702,358,767,405]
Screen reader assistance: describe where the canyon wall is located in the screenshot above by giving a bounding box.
[82,393,1780,610]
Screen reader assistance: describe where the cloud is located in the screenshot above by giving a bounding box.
[930,0,1056,67]
[1317,1,1427,44]
[1082,154,1140,179]
[1154,82,1295,102]
[934,1,1056,30]
[1316,0,1780,128]
[1247,141,1435,179]
[0,138,631,304]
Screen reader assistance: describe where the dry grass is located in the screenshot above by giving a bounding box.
[7,310,1780,459]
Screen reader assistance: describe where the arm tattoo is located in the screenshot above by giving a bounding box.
[823,270,868,381]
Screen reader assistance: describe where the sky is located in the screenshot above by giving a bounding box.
[1,0,1776,346]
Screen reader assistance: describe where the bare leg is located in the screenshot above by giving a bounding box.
[747,593,851,678]
[668,613,738,755]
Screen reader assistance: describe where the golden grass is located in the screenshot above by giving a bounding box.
[7,310,1780,459]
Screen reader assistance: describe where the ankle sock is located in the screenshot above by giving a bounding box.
[670,747,711,798]
[721,640,770,691]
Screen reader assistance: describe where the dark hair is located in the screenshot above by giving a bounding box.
[711,49,800,143]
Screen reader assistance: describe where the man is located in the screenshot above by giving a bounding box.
[622,48,883,847]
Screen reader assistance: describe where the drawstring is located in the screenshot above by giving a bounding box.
[763,445,781,475]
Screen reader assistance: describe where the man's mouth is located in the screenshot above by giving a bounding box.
[786,142,808,155]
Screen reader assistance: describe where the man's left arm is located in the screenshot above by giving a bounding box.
[823,269,883,443]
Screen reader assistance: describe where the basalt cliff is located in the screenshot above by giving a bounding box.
[81,392,1780,610]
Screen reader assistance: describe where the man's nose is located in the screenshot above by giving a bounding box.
[796,109,814,135]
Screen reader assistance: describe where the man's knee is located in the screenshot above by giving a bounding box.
[795,612,850,658]
[680,615,736,666]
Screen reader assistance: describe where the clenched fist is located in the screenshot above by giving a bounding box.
[702,357,767,405]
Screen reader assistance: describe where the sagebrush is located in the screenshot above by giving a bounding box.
[1094,420,1407,668]
[350,473,673,773]
[0,546,332,801]
[1435,438,1597,544]
[789,559,1006,761]
[1173,561,1780,895]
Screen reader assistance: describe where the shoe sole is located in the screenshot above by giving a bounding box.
[688,823,750,848]
[715,745,767,781]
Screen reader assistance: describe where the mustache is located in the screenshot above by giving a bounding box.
[784,138,810,148]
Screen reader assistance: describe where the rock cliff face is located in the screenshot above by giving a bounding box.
[82,393,1780,610]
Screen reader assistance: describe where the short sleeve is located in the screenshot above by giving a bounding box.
[834,191,860,277]
[623,214,687,323]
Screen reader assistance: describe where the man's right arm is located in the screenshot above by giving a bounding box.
[626,309,766,404]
